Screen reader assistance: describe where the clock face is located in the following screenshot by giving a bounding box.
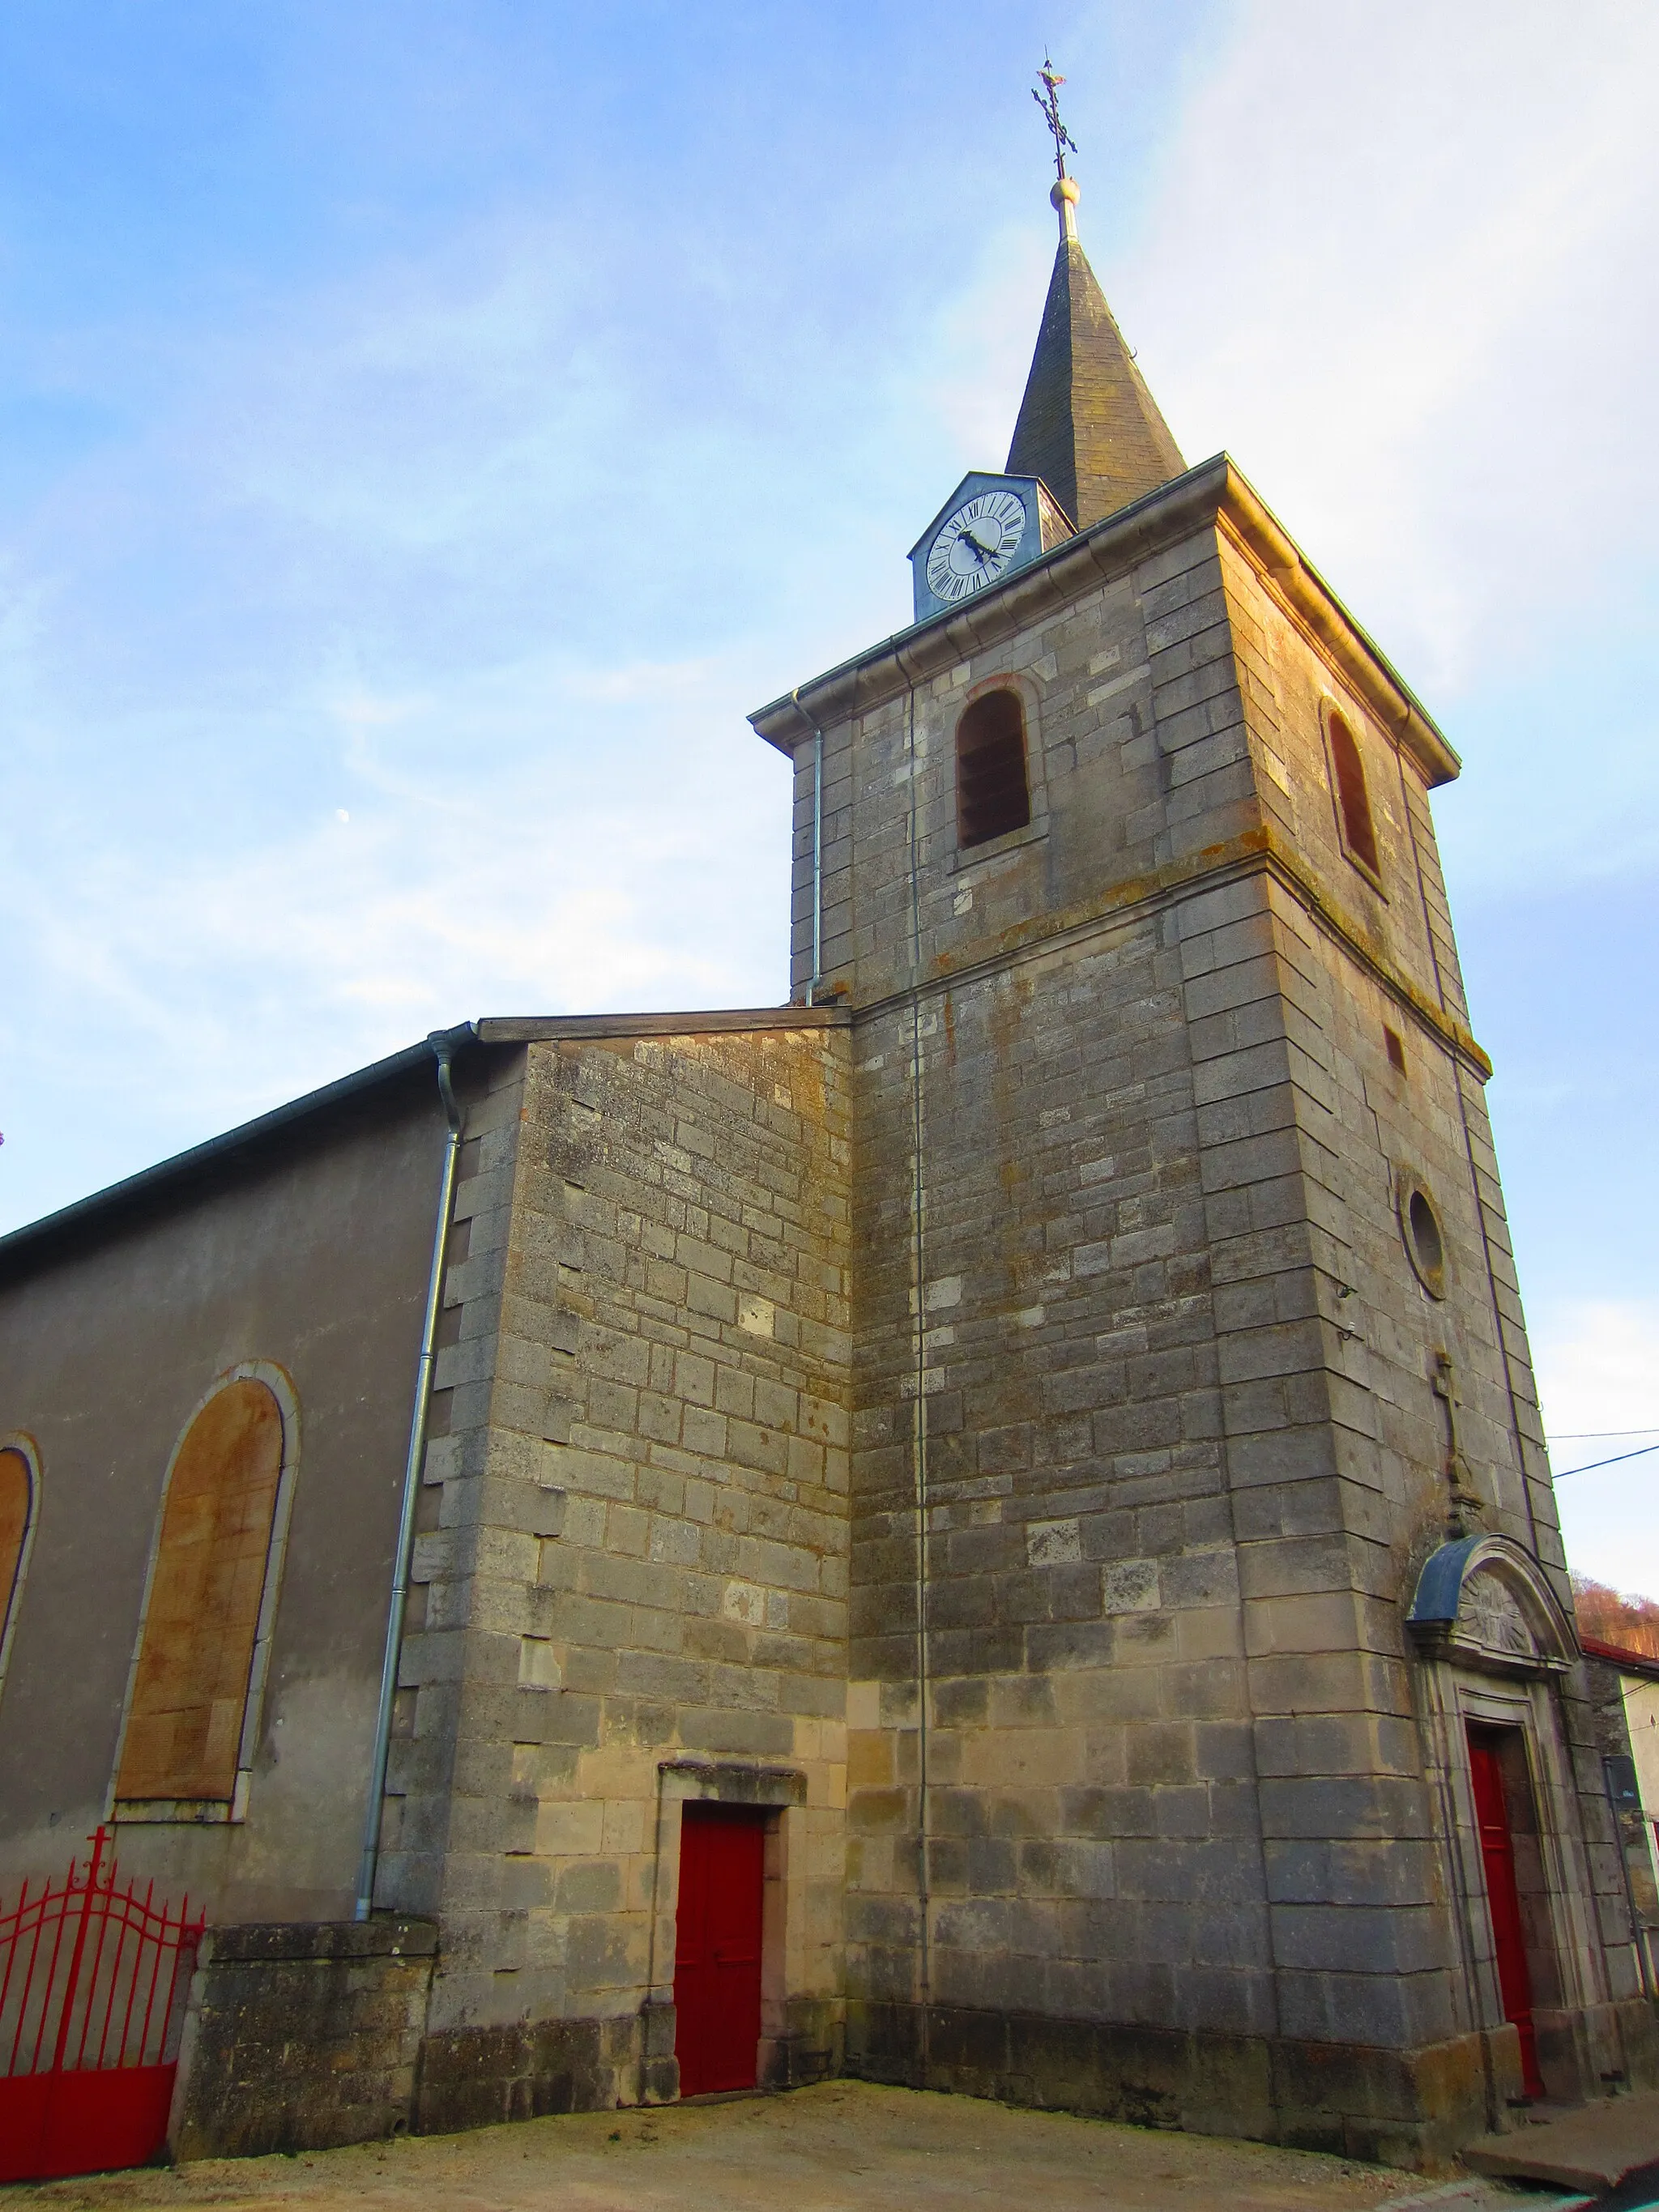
[925,488,1028,604]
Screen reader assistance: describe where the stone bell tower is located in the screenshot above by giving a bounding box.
[751,113,1656,2161]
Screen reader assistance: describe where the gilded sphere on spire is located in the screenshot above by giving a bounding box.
[1050,177,1081,209]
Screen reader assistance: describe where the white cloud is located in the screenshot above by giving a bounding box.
[1119,1,1659,693]
[923,221,1054,467]
[4,3,1656,1276]
[0,630,794,1218]
[1535,1298,1659,1443]
[0,198,830,1226]
[1533,1298,1659,1596]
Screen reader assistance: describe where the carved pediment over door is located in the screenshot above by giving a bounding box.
[1406,1534,1576,1677]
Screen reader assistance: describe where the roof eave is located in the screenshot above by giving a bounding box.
[476,1005,848,1045]
[0,1023,478,1272]
[752,454,1460,791]
[0,1005,855,1272]
[1581,1634,1659,1682]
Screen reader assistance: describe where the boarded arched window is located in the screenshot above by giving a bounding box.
[0,1446,35,1689]
[956,690,1030,849]
[1327,707,1381,880]
[116,1376,288,1807]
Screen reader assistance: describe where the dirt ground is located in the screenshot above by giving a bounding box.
[0,2082,1575,2212]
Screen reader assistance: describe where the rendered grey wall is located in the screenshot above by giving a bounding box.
[0,1069,452,1921]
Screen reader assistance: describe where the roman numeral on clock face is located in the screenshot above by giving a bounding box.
[924,487,1030,605]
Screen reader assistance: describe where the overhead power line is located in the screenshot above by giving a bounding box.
[1554,1441,1659,1480]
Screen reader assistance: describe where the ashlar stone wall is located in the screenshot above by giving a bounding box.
[759,467,1651,2157]
[381,1016,853,2121]
[822,516,1397,2133]
[171,1920,436,2159]
[1217,549,1644,2082]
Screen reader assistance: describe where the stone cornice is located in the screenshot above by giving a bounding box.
[844,823,1491,1082]
[751,454,1459,791]
[476,1007,850,1045]
[1210,485,1459,788]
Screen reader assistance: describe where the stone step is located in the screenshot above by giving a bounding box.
[1462,2092,1659,2194]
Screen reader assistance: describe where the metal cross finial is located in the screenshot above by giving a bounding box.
[1033,56,1077,183]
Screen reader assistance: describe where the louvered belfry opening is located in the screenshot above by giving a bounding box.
[957,689,1031,849]
[1328,708,1381,877]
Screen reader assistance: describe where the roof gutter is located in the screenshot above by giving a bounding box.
[791,686,827,1005]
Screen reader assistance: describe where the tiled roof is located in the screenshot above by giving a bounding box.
[1005,234,1184,530]
[1582,1632,1659,1680]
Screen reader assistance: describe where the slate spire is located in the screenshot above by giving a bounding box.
[1005,177,1185,531]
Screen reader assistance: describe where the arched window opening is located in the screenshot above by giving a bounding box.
[956,690,1030,849]
[1327,708,1381,879]
[0,1446,35,1688]
[117,1376,287,1808]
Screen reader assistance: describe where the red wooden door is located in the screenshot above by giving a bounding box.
[673,1806,765,2097]
[1468,1730,1545,2099]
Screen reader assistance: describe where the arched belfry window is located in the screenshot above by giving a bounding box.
[956,689,1031,849]
[0,1442,37,1695]
[115,1370,296,1813]
[1325,705,1382,881]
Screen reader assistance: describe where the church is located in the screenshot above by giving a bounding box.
[1,109,1653,2174]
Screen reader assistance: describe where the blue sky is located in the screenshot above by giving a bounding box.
[2,2,1655,1588]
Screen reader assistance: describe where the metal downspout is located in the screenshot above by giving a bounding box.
[791,688,825,1004]
[902,676,932,2078]
[355,1024,471,1921]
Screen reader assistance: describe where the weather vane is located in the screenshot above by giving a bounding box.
[1032,56,1077,183]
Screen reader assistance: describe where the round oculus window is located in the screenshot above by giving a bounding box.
[1398,1174,1447,1299]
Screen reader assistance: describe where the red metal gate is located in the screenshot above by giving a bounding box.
[0,1827,203,2182]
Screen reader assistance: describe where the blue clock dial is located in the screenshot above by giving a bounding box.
[925,490,1028,603]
